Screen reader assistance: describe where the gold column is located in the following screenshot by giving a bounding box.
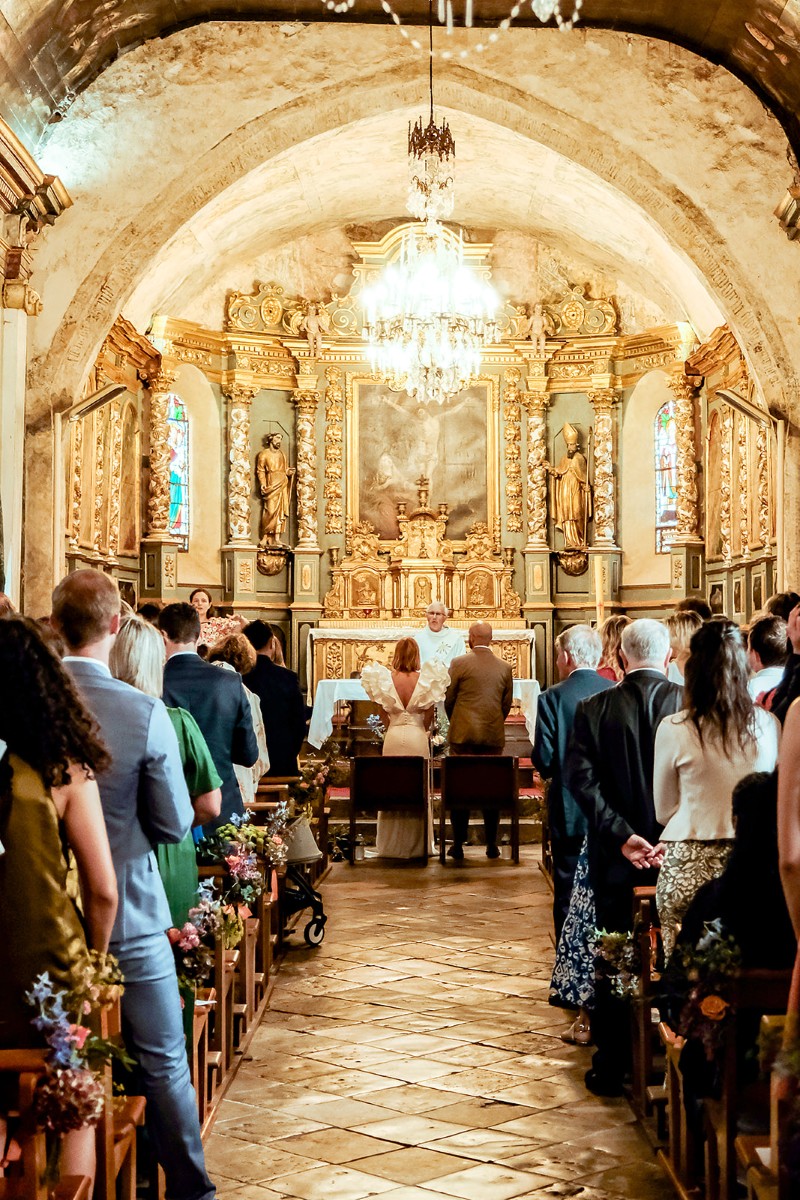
[720,403,733,564]
[146,366,179,539]
[737,412,750,560]
[323,366,344,535]
[294,385,320,551]
[757,422,770,548]
[224,382,258,546]
[523,391,549,550]
[68,418,83,552]
[667,373,701,542]
[107,402,122,563]
[503,368,523,535]
[588,388,619,547]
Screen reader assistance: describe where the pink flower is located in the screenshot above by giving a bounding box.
[69,1025,90,1050]
[177,923,201,951]
[313,773,325,786]
[167,927,181,945]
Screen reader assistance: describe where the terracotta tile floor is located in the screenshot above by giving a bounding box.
[205,848,672,1200]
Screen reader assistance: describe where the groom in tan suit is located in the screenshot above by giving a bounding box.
[444,622,514,859]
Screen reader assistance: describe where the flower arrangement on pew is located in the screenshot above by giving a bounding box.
[663,919,742,1059]
[24,954,131,1173]
[196,803,292,929]
[167,879,226,986]
[594,929,640,999]
[289,736,346,818]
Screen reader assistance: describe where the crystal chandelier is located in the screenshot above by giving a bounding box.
[362,0,499,405]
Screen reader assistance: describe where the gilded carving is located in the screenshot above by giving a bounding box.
[501,574,522,619]
[69,418,83,550]
[295,389,320,549]
[256,431,294,548]
[720,404,733,564]
[757,423,770,547]
[146,368,179,537]
[225,383,258,545]
[324,366,344,535]
[524,394,549,549]
[737,413,750,560]
[589,389,619,547]
[667,374,700,540]
[238,560,254,592]
[325,641,344,681]
[503,369,523,533]
[164,553,176,589]
[548,421,592,550]
[107,404,122,559]
[93,409,106,553]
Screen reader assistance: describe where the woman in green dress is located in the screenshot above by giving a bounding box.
[110,618,222,927]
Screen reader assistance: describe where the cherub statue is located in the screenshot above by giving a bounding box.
[298,302,331,358]
[518,301,554,355]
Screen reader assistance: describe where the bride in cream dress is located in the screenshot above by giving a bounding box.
[361,638,449,858]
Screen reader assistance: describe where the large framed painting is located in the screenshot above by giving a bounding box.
[346,376,499,543]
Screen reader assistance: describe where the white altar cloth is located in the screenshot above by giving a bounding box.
[307,677,540,750]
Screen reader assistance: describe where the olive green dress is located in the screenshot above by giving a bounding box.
[0,753,89,1048]
[156,708,222,930]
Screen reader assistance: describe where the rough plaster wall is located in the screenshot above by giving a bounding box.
[162,213,675,333]
[25,23,799,411]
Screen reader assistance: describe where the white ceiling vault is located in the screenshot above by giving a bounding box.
[19,20,800,423]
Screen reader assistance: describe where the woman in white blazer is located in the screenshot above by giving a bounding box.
[654,619,780,961]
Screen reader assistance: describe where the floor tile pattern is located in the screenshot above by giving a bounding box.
[206,849,672,1200]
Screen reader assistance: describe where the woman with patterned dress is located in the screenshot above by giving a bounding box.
[361,639,449,858]
[0,617,117,1181]
[189,588,242,653]
[550,837,596,1044]
[654,619,780,961]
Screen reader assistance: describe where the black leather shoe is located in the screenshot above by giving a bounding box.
[447,843,464,860]
[584,1069,623,1097]
[486,844,500,859]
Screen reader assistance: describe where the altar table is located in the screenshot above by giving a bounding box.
[307,678,540,750]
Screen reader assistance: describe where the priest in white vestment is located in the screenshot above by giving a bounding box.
[414,602,467,668]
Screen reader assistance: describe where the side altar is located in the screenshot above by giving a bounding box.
[309,478,531,694]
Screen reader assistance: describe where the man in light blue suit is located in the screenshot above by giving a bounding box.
[52,570,215,1200]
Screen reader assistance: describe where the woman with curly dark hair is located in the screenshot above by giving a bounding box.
[0,617,117,1177]
[653,618,780,960]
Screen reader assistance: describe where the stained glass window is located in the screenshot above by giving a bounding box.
[655,398,678,553]
[167,394,189,549]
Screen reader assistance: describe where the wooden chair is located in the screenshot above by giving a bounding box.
[349,757,429,864]
[348,701,385,758]
[439,756,519,864]
[89,1000,146,1200]
[704,971,792,1200]
[233,917,259,1040]
[0,1050,91,1200]
[190,990,213,1129]
[658,1019,703,1198]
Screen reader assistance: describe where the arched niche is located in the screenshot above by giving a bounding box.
[618,370,674,587]
[170,363,225,586]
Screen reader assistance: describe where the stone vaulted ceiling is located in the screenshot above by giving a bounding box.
[2,1,800,156]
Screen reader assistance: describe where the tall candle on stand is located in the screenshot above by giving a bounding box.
[594,555,605,628]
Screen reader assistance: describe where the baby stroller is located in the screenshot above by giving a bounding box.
[283,816,327,946]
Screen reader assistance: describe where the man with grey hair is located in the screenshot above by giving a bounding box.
[533,624,612,943]
[414,600,467,668]
[564,617,682,1096]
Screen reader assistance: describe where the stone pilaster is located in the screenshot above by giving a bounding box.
[588,387,619,548]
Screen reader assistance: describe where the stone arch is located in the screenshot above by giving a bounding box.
[27,61,795,429]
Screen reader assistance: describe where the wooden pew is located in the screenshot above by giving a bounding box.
[89,1000,146,1200]
[703,971,792,1200]
[658,1020,703,1198]
[630,886,662,1120]
[0,1049,92,1200]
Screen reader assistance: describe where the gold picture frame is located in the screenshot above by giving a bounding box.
[345,374,500,547]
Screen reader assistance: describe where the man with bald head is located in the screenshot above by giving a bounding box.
[444,622,514,859]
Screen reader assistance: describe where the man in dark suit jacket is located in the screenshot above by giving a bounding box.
[564,617,683,1095]
[52,570,215,1200]
[243,620,307,776]
[160,602,258,831]
[533,624,612,940]
[445,621,514,859]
